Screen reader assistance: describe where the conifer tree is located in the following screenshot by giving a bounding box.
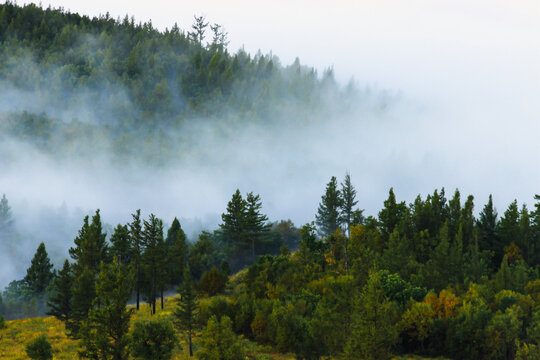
[129,209,144,310]
[79,258,134,360]
[24,242,53,294]
[110,224,131,266]
[174,266,197,357]
[0,193,14,238]
[378,188,405,241]
[345,272,398,360]
[316,176,342,237]
[68,210,109,337]
[245,192,270,262]
[166,218,187,286]
[497,200,520,268]
[142,214,166,314]
[340,172,358,236]
[220,189,247,249]
[46,259,73,323]
[477,195,498,267]
[340,172,357,272]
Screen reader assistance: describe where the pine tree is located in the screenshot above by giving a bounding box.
[79,258,134,360]
[69,210,109,273]
[245,192,270,262]
[129,209,144,311]
[166,218,187,286]
[340,172,358,236]
[220,189,247,252]
[378,188,405,242]
[477,195,498,267]
[24,242,53,294]
[316,176,342,237]
[0,193,14,238]
[345,272,398,360]
[497,200,520,268]
[174,266,197,357]
[46,259,73,323]
[340,172,357,273]
[68,210,109,337]
[142,214,166,314]
[110,224,131,266]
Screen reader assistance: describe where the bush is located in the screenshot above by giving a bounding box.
[130,318,176,360]
[200,266,228,296]
[198,315,245,360]
[26,334,53,360]
[0,315,6,330]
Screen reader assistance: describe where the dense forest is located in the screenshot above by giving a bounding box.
[0,2,539,360]
[1,177,540,359]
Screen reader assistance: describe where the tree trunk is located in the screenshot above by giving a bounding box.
[188,328,193,356]
[136,263,140,310]
[160,287,164,310]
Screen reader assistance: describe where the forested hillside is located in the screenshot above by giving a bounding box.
[0,3,538,360]
[0,2,360,164]
[1,179,539,359]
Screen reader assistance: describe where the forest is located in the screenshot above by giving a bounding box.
[0,2,539,360]
[1,177,540,359]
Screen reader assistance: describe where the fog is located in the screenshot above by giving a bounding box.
[1,0,539,288]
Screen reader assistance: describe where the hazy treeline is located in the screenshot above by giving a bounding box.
[0,2,364,165]
[1,178,540,359]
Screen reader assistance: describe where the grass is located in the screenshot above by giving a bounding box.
[0,296,293,360]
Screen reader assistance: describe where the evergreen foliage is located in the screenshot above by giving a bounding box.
[174,266,197,356]
[130,318,176,360]
[24,242,53,294]
[46,259,73,323]
[315,176,342,237]
[25,334,53,360]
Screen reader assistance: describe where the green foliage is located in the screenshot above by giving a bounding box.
[110,224,132,266]
[200,266,228,296]
[25,334,53,360]
[316,176,342,237]
[130,318,176,360]
[197,315,245,360]
[0,314,6,330]
[79,258,134,360]
[24,242,53,294]
[46,259,73,323]
[174,266,197,356]
[345,272,399,360]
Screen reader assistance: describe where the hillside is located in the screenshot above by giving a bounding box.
[0,2,361,165]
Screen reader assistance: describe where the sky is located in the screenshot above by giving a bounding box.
[3,0,540,241]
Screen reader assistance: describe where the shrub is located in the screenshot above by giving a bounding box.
[26,334,53,360]
[130,318,176,360]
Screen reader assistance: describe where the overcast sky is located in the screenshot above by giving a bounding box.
[8,0,540,221]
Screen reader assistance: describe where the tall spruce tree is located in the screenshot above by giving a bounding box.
[174,266,197,357]
[142,214,166,314]
[46,259,73,323]
[110,224,131,266]
[316,176,342,237]
[129,209,144,310]
[79,258,134,360]
[340,172,358,236]
[166,218,187,286]
[24,242,54,294]
[167,220,187,286]
[477,194,498,268]
[245,192,270,262]
[68,210,108,337]
[220,189,247,246]
[340,172,358,273]
[378,188,405,242]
